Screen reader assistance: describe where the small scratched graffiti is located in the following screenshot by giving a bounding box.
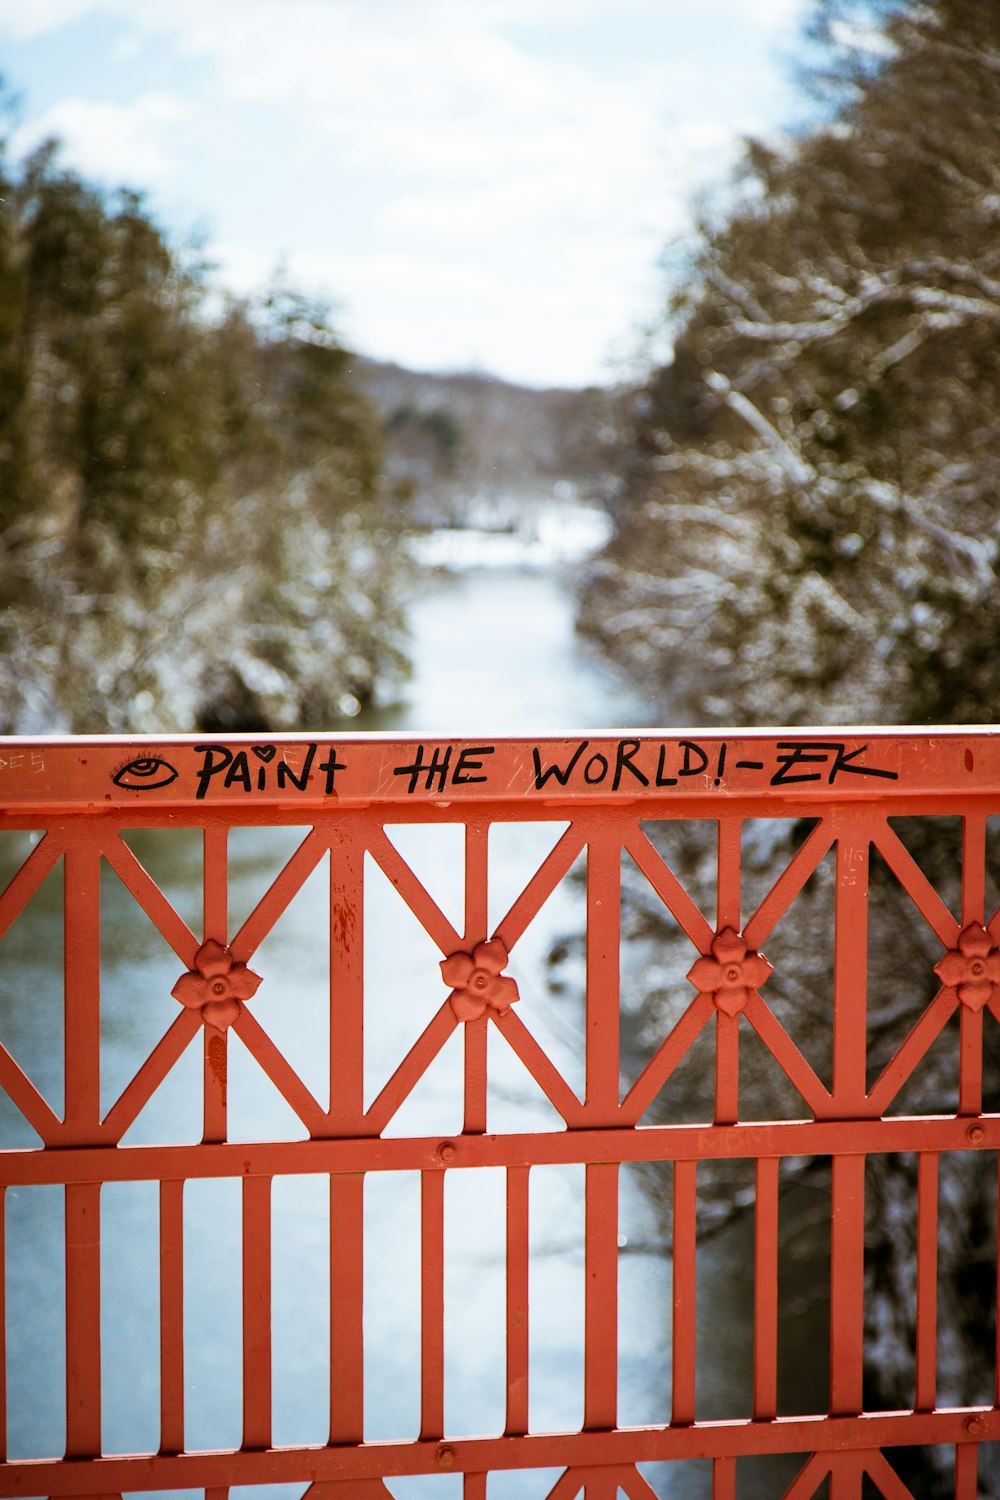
[0,750,46,775]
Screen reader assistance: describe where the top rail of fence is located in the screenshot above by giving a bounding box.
[0,726,998,815]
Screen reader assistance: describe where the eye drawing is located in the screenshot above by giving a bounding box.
[111,756,180,791]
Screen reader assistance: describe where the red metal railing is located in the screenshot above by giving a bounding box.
[0,729,998,1498]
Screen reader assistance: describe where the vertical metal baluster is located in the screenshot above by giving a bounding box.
[159,1179,185,1454]
[829,824,870,1426]
[63,835,103,1458]
[996,1149,1000,1413]
[63,837,102,1143]
[203,822,229,937]
[0,1184,5,1462]
[753,1156,779,1421]
[915,1152,939,1411]
[712,1455,736,1499]
[585,826,621,1125]
[329,819,366,1446]
[463,819,490,1135]
[832,827,870,1119]
[581,819,621,1440]
[581,1469,619,1500]
[65,1181,102,1457]
[958,1006,983,1118]
[829,1155,866,1417]
[420,1170,445,1440]
[962,811,987,927]
[329,1174,365,1445]
[506,1165,530,1436]
[671,1160,697,1426]
[463,1018,488,1137]
[241,1174,272,1451]
[202,825,229,1144]
[714,1009,739,1128]
[826,1451,866,1500]
[955,1440,979,1500]
[583,1162,618,1432]
[715,818,742,1125]
[960,812,987,1115]
[329,821,365,1132]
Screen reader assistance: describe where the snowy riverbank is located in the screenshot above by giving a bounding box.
[406,497,612,571]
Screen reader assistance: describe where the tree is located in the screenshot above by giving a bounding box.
[583,0,1000,728]
[0,128,409,733]
[573,5,1000,1489]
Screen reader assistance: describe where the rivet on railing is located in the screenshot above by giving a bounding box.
[441,938,520,1021]
[686,927,773,1016]
[172,939,261,1030]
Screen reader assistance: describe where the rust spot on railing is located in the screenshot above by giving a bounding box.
[206,1033,228,1098]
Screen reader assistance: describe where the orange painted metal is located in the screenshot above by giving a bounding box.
[0,728,998,1499]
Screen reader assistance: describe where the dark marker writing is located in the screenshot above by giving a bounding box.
[453,746,495,784]
[276,743,317,792]
[679,741,709,777]
[111,756,179,791]
[174,734,901,802]
[530,737,898,794]
[532,742,590,789]
[584,751,608,784]
[613,739,649,791]
[393,743,497,795]
[393,744,453,794]
[771,741,899,786]
[655,746,677,786]
[194,742,344,800]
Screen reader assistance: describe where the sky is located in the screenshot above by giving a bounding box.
[0,0,810,389]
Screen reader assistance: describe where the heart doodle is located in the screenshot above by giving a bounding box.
[252,745,277,762]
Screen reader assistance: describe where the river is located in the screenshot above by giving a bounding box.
[0,509,827,1499]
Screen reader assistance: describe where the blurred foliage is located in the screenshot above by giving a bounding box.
[0,125,409,733]
[583,0,1000,728]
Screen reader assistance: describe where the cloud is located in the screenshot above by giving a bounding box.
[0,0,98,39]
[132,2,741,233]
[252,243,657,387]
[0,0,804,39]
[0,0,804,383]
[10,93,194,185]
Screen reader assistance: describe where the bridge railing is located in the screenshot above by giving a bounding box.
[0,729,998,1499]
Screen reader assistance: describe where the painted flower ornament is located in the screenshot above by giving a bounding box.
[687,927,773,1017]
[441,938,520,1021]
[934,923,1000,1012]
[172,939,262,1030]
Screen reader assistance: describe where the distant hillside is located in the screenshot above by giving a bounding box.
[352,356,622,526]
